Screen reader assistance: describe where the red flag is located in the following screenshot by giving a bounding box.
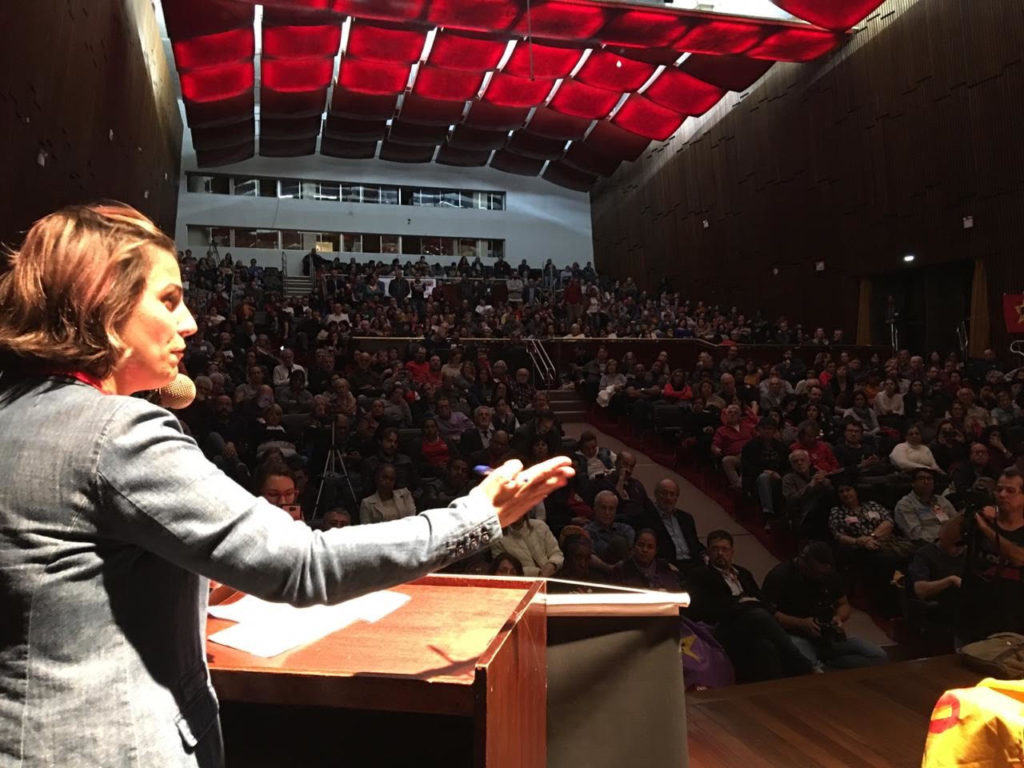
[1004,294,1024,333]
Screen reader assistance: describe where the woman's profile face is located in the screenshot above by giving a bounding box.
[112,249,196,394]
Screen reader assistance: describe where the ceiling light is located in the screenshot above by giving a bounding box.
[903,254,915,263]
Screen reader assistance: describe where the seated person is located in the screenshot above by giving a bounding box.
[459,405,496,456]
[950,442,999,494]
[254,459,302,522]
[905,516,965,639]
[490,515,563,577]
[359,464,417,524]
[889,423,942,473]
[489,552,525,576]
[321,507,352,529]
[712,404,755,491]
[549,534,597,591]
[782,449,833,528]
[571,430,616,480]
[640,478,706,575]
[420,457,475,509]
[434,397,474,444]
[894,469,957,544]
[470,429,512,471]
[740,417,790,522]
[514,409,563,458]
[761,543,888,671]
[610,529,682,591]
[418,417,455,477]
[833,419,887,477]
[584,491,636,573]
[930,419,969,473]
[960,467,1024,642]
[687,531,813,682]
[361,427,418,492]
[829,483,913,616]
[584,450,652,524]
[841,391,881,435]
[790,420,839,474]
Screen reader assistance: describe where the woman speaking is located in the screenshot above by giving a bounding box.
[0,203,572,767]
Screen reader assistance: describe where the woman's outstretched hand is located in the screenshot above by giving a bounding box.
[471,456,575,528]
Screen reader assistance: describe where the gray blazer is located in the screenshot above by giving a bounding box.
[0,378,500,767]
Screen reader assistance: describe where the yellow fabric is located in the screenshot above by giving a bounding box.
[922,678,1024,767]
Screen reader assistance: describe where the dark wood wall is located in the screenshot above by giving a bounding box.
[591,0,1024,355]
[0,0,182,248]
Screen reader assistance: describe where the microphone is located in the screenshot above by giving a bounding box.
[156,373,196,409]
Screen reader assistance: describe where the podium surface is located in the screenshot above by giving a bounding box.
[207,575,546,768]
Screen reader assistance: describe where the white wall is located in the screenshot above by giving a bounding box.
[174,129,593,272]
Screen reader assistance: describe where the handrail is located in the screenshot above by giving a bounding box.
[524,338,557,390]
[1011,340,1024,361]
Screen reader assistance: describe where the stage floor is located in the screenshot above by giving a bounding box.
[687,655,982,768]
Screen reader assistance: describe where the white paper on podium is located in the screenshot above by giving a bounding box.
[208,590,410,658]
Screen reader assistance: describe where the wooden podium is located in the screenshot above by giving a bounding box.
[207,574,546,768]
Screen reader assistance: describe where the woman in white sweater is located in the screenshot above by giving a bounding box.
[889,423,941,472]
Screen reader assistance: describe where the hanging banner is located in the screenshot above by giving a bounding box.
[1003,294,1024,334]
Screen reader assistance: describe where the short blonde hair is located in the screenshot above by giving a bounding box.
[0,203,175,378]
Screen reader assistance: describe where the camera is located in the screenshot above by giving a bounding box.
[814,613,846,644]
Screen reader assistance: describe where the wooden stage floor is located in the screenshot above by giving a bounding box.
[687,656,982,768]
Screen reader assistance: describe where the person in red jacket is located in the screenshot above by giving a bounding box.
[790,419,840,474]
[712,404,755,490]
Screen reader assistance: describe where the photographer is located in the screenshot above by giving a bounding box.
[960,467,1024,642]
[761,542,888,671]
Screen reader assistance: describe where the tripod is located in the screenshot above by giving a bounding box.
[311,422,357,523]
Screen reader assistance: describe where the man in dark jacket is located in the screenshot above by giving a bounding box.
[687,530,812,682]
[639,478,705,575]
[740,417,790,522]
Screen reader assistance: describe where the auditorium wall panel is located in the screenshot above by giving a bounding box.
[0,0,181,247]
[591,0,1024,354]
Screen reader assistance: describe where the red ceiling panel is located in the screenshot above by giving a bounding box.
[436,145,492,167]
[329,89,398,119]
[543,161,598,191]
[161,0,253,39]
[321,138,379,159]
[490,149,545,176]
[675,20,766,55]
[598,8,691,48]
[424,0,522,32]
[678,54,773,92]
[346,21,427,62]
[262,57,334,92]
[260,114,323,139]
[612,95,685,141]
[746,28,843,61]
[184,91,254,127]
[509,1,608,41]
[337,59,411,95]
[173,29,254,70]
[642,68,724,116]
[428,31,508,71]
[388,121,451,145]
[398,94,468,125]
[412,66,485,102]
[448,125,509,151]
[260,136,318,157]
[483,74,555,108]
[190,117,255,150]
[502,41,583,79]
[262,25,341,58]
[771,0,886,31]
[463,101,529,130]
[379,141,437,163]
[584,121,651,162]
[526,107,592,140]
[548,80,622,119]
[323,115,388,140]
[180,61,254,103]
[507,131,567,160]
[573,51,656,92]
[196,140,255,167]
[608,46,685,67]
[562,142,622,176]
[260,87,328,117]
[329,0,426,24]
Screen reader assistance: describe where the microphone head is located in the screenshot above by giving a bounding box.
[157,373,196,410]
